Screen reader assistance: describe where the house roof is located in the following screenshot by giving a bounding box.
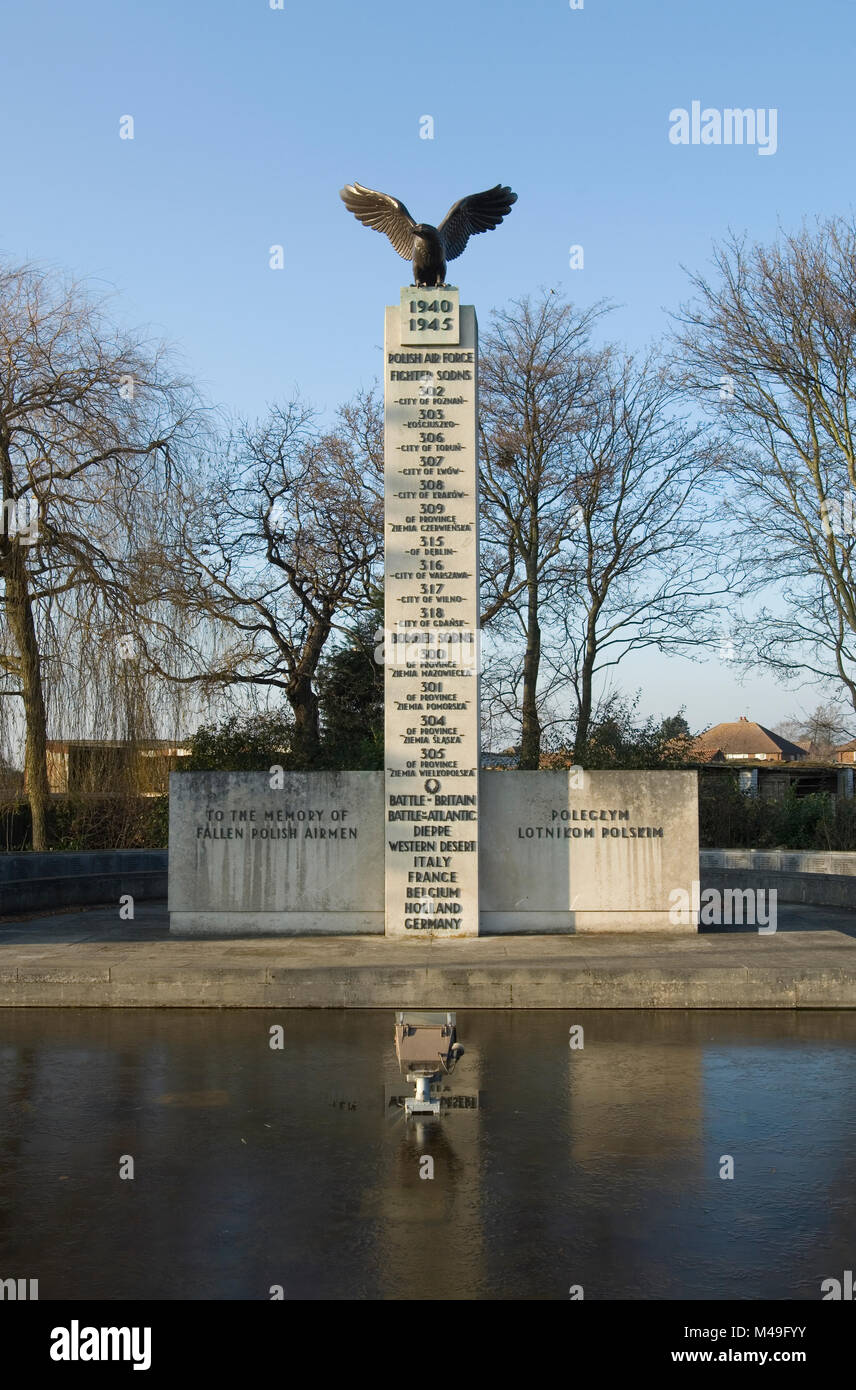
[834,737,856,753]
[481,751,519,768]
[693,718,808,760]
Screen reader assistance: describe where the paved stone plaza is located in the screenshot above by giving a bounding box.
[2,900,855,1007]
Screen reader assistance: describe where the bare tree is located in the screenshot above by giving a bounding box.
[774,701,852,758]
[478,291,608,767]
[155,393,383,761]
[0,262,198,847]
[675,217,856,713]
[547,350,725,761]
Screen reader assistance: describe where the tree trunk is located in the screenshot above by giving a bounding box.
[289,677,321,766]
[573,620,598,764]
[519,568,542,769]
[573,657,595,764]
[4,545,50,849]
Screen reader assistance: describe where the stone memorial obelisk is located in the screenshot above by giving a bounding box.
[383,291,480,936]
[339,180,517,938]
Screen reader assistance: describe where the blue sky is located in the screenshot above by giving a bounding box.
[2,0,854,732]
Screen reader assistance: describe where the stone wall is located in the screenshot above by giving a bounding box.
[168,770,384,936]
[701,849,856,909]
[0,850,167,914]
[169,769,699,935]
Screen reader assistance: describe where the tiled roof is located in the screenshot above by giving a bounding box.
[693,719,807,760]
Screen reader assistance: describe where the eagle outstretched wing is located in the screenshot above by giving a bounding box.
[439,185,518,262]
[339,183,417,261]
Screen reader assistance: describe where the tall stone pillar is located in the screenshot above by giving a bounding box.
[383,289,480,937]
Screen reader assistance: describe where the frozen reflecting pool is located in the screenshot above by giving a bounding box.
[1,1009,854,1300]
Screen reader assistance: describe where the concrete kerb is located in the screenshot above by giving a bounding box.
[1,930,855,1007]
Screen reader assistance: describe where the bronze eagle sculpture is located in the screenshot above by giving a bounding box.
[339,182,518,287]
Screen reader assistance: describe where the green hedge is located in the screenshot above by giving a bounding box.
[699,780,856,850]
[0,795,169,852]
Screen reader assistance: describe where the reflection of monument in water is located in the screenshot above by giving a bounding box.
[374,1031,484,1300]
[371,1014,701,1299]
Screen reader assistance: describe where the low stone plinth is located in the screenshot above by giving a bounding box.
[169,769,699,935]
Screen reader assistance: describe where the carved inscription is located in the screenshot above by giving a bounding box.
[384,290,480,936]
